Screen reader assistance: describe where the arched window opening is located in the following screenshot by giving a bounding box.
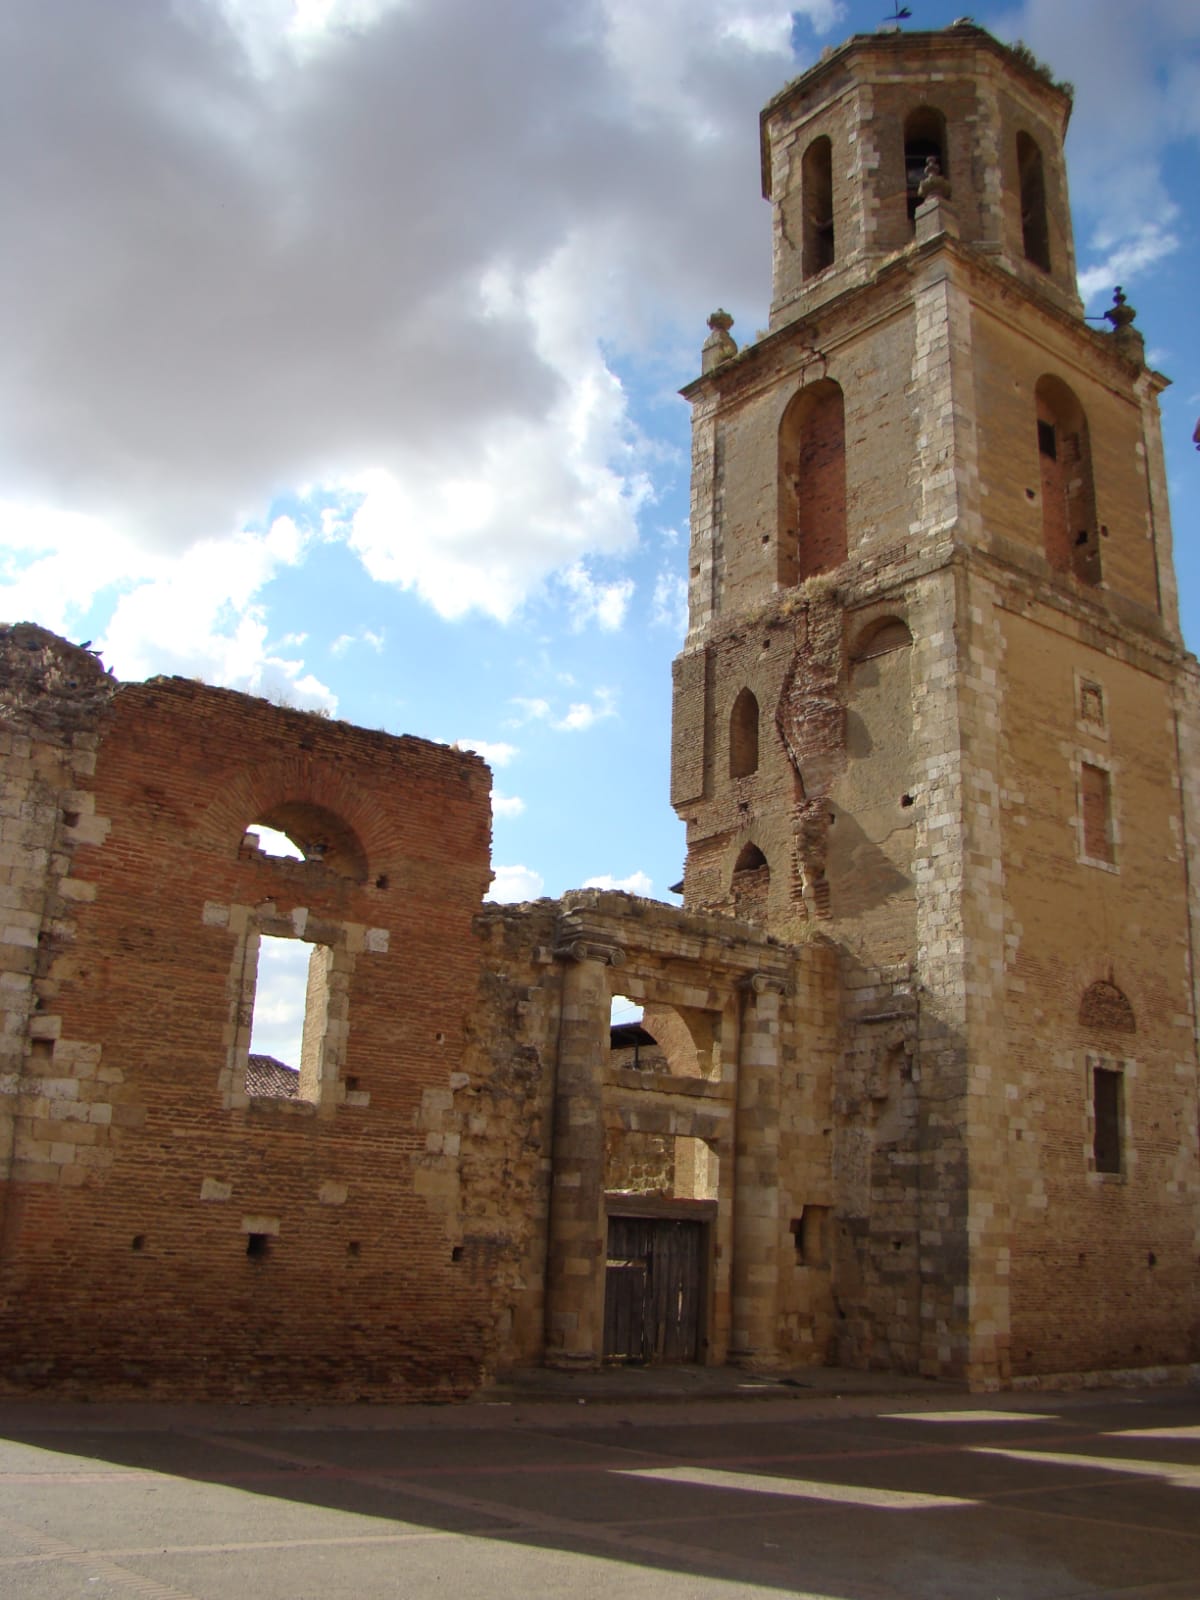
[239,800,369,882]
[1079,980,1136,1034]
[729,688,759,778]
[1018,132,1051,272]
[731,843,770,923]
[801,136,835,279]
[778,379,847,586]
[851,616,912,664]
[904,106,948,226]
[1035,375,1099,585]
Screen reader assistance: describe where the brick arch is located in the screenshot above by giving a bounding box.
[731,842,770,923]
[778,379,846,586]
[1079,980,1136,1034]
[729,687,760,778]
[850,614,912,663]
[904,104,948,224]
[1017,130,1050,271]
[198,757,382,883]
[801,134,835,278]
[1035,374,1099,585]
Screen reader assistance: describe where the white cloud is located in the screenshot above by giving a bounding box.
[487,864,545,903]
[993,1,1200,295]
[1076,217,1181,302]
[0,0,812,643]
[652,568,689,633]
[556,688,617,732]
[559,562,635,632]
[508,697,552,725]
[584,870,654,895]
[330,626,385,656]
[458,738,518,767]
[492,792,526,819]
[87,520,337,712]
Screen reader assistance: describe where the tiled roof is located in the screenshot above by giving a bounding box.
[247,1053,300,1098]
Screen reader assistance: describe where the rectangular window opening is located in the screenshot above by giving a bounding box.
[246,1232,272,1259]
[1080,762,1115,864]
[1037,419,1057,459]
[1093,1066,1123,1175]
[248,934,333,1101]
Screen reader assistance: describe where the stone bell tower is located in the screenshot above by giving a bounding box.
[672,22,1199,1385]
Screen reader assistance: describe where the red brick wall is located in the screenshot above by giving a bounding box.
[779,381,847,584]
[0,672,497,1400]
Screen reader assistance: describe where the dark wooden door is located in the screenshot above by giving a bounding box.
[603,1215,703,1364]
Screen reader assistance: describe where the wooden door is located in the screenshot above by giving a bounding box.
[603,1215,703,1364]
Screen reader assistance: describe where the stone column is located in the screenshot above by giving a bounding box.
[730,972,785,1367]
[543,938,623,1369]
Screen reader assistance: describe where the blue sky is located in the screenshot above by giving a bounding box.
[3,0,1199,934]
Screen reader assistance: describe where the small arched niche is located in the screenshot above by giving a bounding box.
[240,801,369,883]
[1079,980,1136,1035]
[729,688,759,779]
[1017,131,1051,272]
[1035,375,1099,585]
[778,379,847,587]
[851,615,913,667]
[731,843,770,924]
[904,106,948,225]
[801,135,835,279]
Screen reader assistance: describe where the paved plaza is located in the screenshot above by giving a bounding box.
[0,1381,1197,1598]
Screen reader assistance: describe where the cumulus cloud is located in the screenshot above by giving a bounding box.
[0,0,818,662]
[457,738,518,767]
[487,864,545,903]
[652,568,689,633]
[584,870,654,895]
[556,689,617,732]
[492,792,526,819]
[330,627,385,656]
[559,562,636,632]
[506,690,616,731]
[994,0,1200,296]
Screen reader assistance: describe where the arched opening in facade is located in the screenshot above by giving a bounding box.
[850,615,913,664]
[1018,131,1051,271]
[731,843,770,923]
[801,135,835,278]
[778,379,847,586]
[904,105,948,224]
[239,800,369,882]
[1035,375,1099,584]
[729,687,760,778]
[1079,980,1136,1035]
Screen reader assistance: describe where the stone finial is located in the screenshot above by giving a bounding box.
[917,154,951,203]
[1104,286,1145,363]
[702,308,738,374]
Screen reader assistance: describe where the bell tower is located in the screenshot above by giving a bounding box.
[672,23,1199,1384]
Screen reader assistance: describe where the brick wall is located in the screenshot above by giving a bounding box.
[0,627,496,1400]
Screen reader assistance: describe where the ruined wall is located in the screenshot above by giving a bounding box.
[0,627,495,1400]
